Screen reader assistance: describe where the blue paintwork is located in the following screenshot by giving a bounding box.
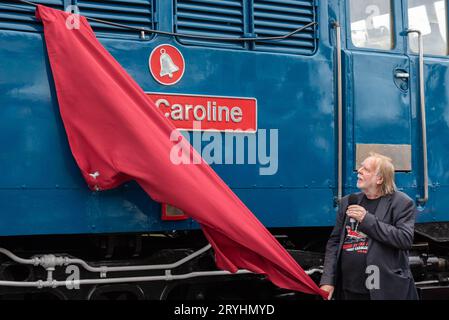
[0,0,448,236]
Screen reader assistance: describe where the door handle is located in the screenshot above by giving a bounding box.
[393,69,409,91]
[394,71,409,79]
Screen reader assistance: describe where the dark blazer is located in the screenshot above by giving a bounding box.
[320,191,418,300]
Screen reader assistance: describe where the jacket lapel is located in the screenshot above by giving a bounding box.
[373,193,393,222]
[356,192,364,204]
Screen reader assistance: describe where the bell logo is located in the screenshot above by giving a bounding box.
[149,44,185,86]
[159,49,179,78]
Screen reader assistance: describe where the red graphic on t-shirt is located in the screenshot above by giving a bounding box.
[343,225,368,254]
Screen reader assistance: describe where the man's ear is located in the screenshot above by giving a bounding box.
[377,176,383,185]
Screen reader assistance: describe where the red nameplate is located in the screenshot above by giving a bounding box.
[146,93,257,132]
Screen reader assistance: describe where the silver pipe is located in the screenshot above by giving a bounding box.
[1,245,321,275]
[415,278,449,285]
[65,244,212,273]
[414,280,439,285]
[333,21,343,202]
[0,267,322,289]
[0,248,37,265]
[63,258,107,274]
[111,244,211,272]
[0,244,212,274]
[0,270,252,288]
[305,268,323,275]
[406,29,428,203]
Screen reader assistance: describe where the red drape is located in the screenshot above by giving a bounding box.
[36,5,327,299]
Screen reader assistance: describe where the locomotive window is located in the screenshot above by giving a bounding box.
[349,0,394,50]
[407,0,448,55]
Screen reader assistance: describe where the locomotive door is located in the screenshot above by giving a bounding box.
[404,0,449,217]
[343,0,416,196]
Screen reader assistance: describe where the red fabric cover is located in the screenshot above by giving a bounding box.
[36,5,327,299]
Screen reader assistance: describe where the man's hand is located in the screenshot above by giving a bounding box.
[346,205,367,223]
[320,285,335,300]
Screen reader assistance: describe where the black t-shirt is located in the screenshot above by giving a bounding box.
[340,195,381,293]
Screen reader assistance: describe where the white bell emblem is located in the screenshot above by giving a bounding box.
[159,49,179,78]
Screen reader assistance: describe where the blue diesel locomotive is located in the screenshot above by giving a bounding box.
[0,0,448,299]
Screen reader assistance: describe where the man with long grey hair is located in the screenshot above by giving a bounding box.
[320,152,418,300]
